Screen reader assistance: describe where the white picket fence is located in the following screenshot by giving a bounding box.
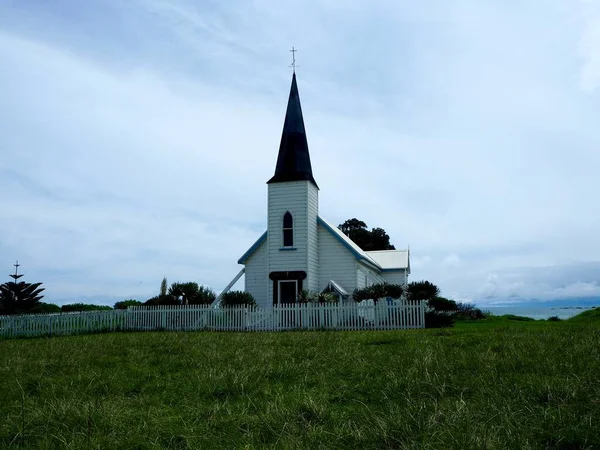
[0,301,425,339]
[0,310,127,339]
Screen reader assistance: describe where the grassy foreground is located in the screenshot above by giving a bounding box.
[0,318,599,449]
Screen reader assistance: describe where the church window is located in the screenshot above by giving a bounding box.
[283,212,293,247]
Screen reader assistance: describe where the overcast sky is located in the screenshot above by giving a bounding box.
[1,0,599,306]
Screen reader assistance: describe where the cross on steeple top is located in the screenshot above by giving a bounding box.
[289,47,298,72]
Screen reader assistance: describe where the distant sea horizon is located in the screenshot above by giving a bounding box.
[476,297,600,320]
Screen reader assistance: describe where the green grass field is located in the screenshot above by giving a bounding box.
[1,314,599,449]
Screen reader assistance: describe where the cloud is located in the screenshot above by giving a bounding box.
[441,255,461,268]
[0,0,599,306]
[578,0,600,92]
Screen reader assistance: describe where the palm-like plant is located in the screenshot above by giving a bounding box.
[297,289,312,303]
[0,281,45,315]
[312,292,337,304]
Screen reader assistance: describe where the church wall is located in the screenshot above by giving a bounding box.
[356,268,366,290]
[357,263,386,289]
[306,183,319,293]
[267,181,311,302]
[381,270,408,286]
[318,224,358,295]
[244,240,269,308]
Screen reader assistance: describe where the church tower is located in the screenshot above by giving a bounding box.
[266,72,319,304]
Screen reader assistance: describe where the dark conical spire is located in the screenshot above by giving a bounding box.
[267,72,318,188]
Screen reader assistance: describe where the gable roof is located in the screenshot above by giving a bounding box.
[237,231,267,264]
[322,280,349,296]
[364,250,410,271]
[316,216,380,268]
[266,73,318,188]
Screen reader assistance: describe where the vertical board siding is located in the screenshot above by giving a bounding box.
[267,181,311,301]
[318,223,358,294]
[244,240,269,308]
[358,263,386,286]
[0,302,426,338]
[381,270,408,286]
[306,183,319,293]
[267,182,310,271]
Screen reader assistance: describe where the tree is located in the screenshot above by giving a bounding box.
[168,282,198,304]
[160,277,168,296]
[146,281,216,305]
[169,282,216,305]
[339,218,368,235]
[0,262,45,315]
[338,218,395,251]
[370,228,395,251]
[114,299,142,310]
[145,294,178,306]
[61,303,112,312]
[220,291,257,307]
[192,285,217,305]
[407,281,440,301]
[29,302,61,314]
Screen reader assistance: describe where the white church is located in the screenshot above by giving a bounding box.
[235,73,410,308]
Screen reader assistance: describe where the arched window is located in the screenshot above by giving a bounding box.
[283,212,293,247]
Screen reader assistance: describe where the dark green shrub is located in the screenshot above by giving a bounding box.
[425,311,455,328]
[569,308,600,322]
[385,284,404,299]
[455,302,486,320]
[220,291,257,307]
[547,315,562,322]
[29,302,61,314]
[114,299,142,310]
[312,292,338,304]
[428,296,458,312]
[61,303,112,312]
[352,283,404,303]
[297,289,311,303]
[144,295,179,306]
[503,314,535,321]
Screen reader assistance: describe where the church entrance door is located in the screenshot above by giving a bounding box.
[278,280,298,304]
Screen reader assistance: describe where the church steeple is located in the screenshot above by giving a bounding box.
[267,72,318,189]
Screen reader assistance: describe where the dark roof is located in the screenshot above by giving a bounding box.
[267,73,318,188]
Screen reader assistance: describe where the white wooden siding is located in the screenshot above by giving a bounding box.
[244,240,269,308]
[306,183,319,292]
[267,181,311,301]
[357,263,386,288]
[356,268,367,289]
[318,223,358,296]
[381,270,408,286]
